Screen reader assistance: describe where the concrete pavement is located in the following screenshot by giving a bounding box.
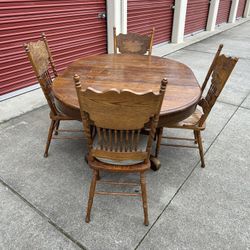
[1,21,250,250]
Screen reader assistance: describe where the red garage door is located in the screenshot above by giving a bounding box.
[216,0,232,25]
[185,0,210,35]
[0,0,107,96]
[237,0,246,18]
[127,0,175,45]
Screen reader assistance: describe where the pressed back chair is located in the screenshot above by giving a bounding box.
[24,33,82,158]
[74,74,167,225]
[154,53,238,168]
[113,27,155,55]
[201,44,224,93]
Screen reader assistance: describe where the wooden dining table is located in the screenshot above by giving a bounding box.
[52,54,201,169]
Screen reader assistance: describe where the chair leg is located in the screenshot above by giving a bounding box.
[155,127,163,157]
[196,131,205,168]
[85,170,98,223]
[194,130,198,144]
[44,120,56,158]
[140,172,149,226]
[54,120,60,135]
[96,170,101,180]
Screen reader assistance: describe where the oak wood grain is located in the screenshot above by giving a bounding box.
[52,54,201,126]
[113,27,155,55]
[74,75,167,226]
[24,33,82,157]
[156,52,238,168]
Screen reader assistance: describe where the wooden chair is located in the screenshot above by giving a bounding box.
[154,53,238,168]
[201,44,224,94]
[74,74,167,225]
[24,33,83,158]
[113,27,155,55]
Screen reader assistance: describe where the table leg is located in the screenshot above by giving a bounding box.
[150,155,161,171]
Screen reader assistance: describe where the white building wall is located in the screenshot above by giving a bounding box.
[206,0,220,31]
[171,0,188,43]
[244,0,250,17]
[229,0,239,23]
[106,0,127,54]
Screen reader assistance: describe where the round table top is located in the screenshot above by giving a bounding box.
[53,54,201,124]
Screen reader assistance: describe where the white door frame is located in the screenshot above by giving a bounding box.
[106,0,127,53]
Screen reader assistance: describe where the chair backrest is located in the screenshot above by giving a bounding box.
[201,44,224,93]
[24,33,58,115]
[113,27,154,55]
[75,75,167,164]
[198,54,238,127]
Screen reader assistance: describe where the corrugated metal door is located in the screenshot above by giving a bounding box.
[236,0,246,18]
[216,0,232,25]
[0,0,107,95]
[184,0,210,35]
[127,0,175,45]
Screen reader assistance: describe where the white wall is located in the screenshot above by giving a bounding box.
[171,0,188,43]
[244,0,250,17]
[106,0,127,54]
[229,0,239,23]
[206,0,220,31]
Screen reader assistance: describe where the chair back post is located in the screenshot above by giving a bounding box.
[41,33,58,77]
[23,43,40,79]
[113,27,117,54]
[148,27,155,56]
[23,35,58,116]
[145,78,167,162]
[74,74,94,160]
[201,44,224,93]
[39,74,58,116]
[198,55,238,127]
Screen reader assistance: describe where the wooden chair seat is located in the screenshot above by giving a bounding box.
[88,157,150,173]
[168,108,206,130]
[49,111,73,120]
